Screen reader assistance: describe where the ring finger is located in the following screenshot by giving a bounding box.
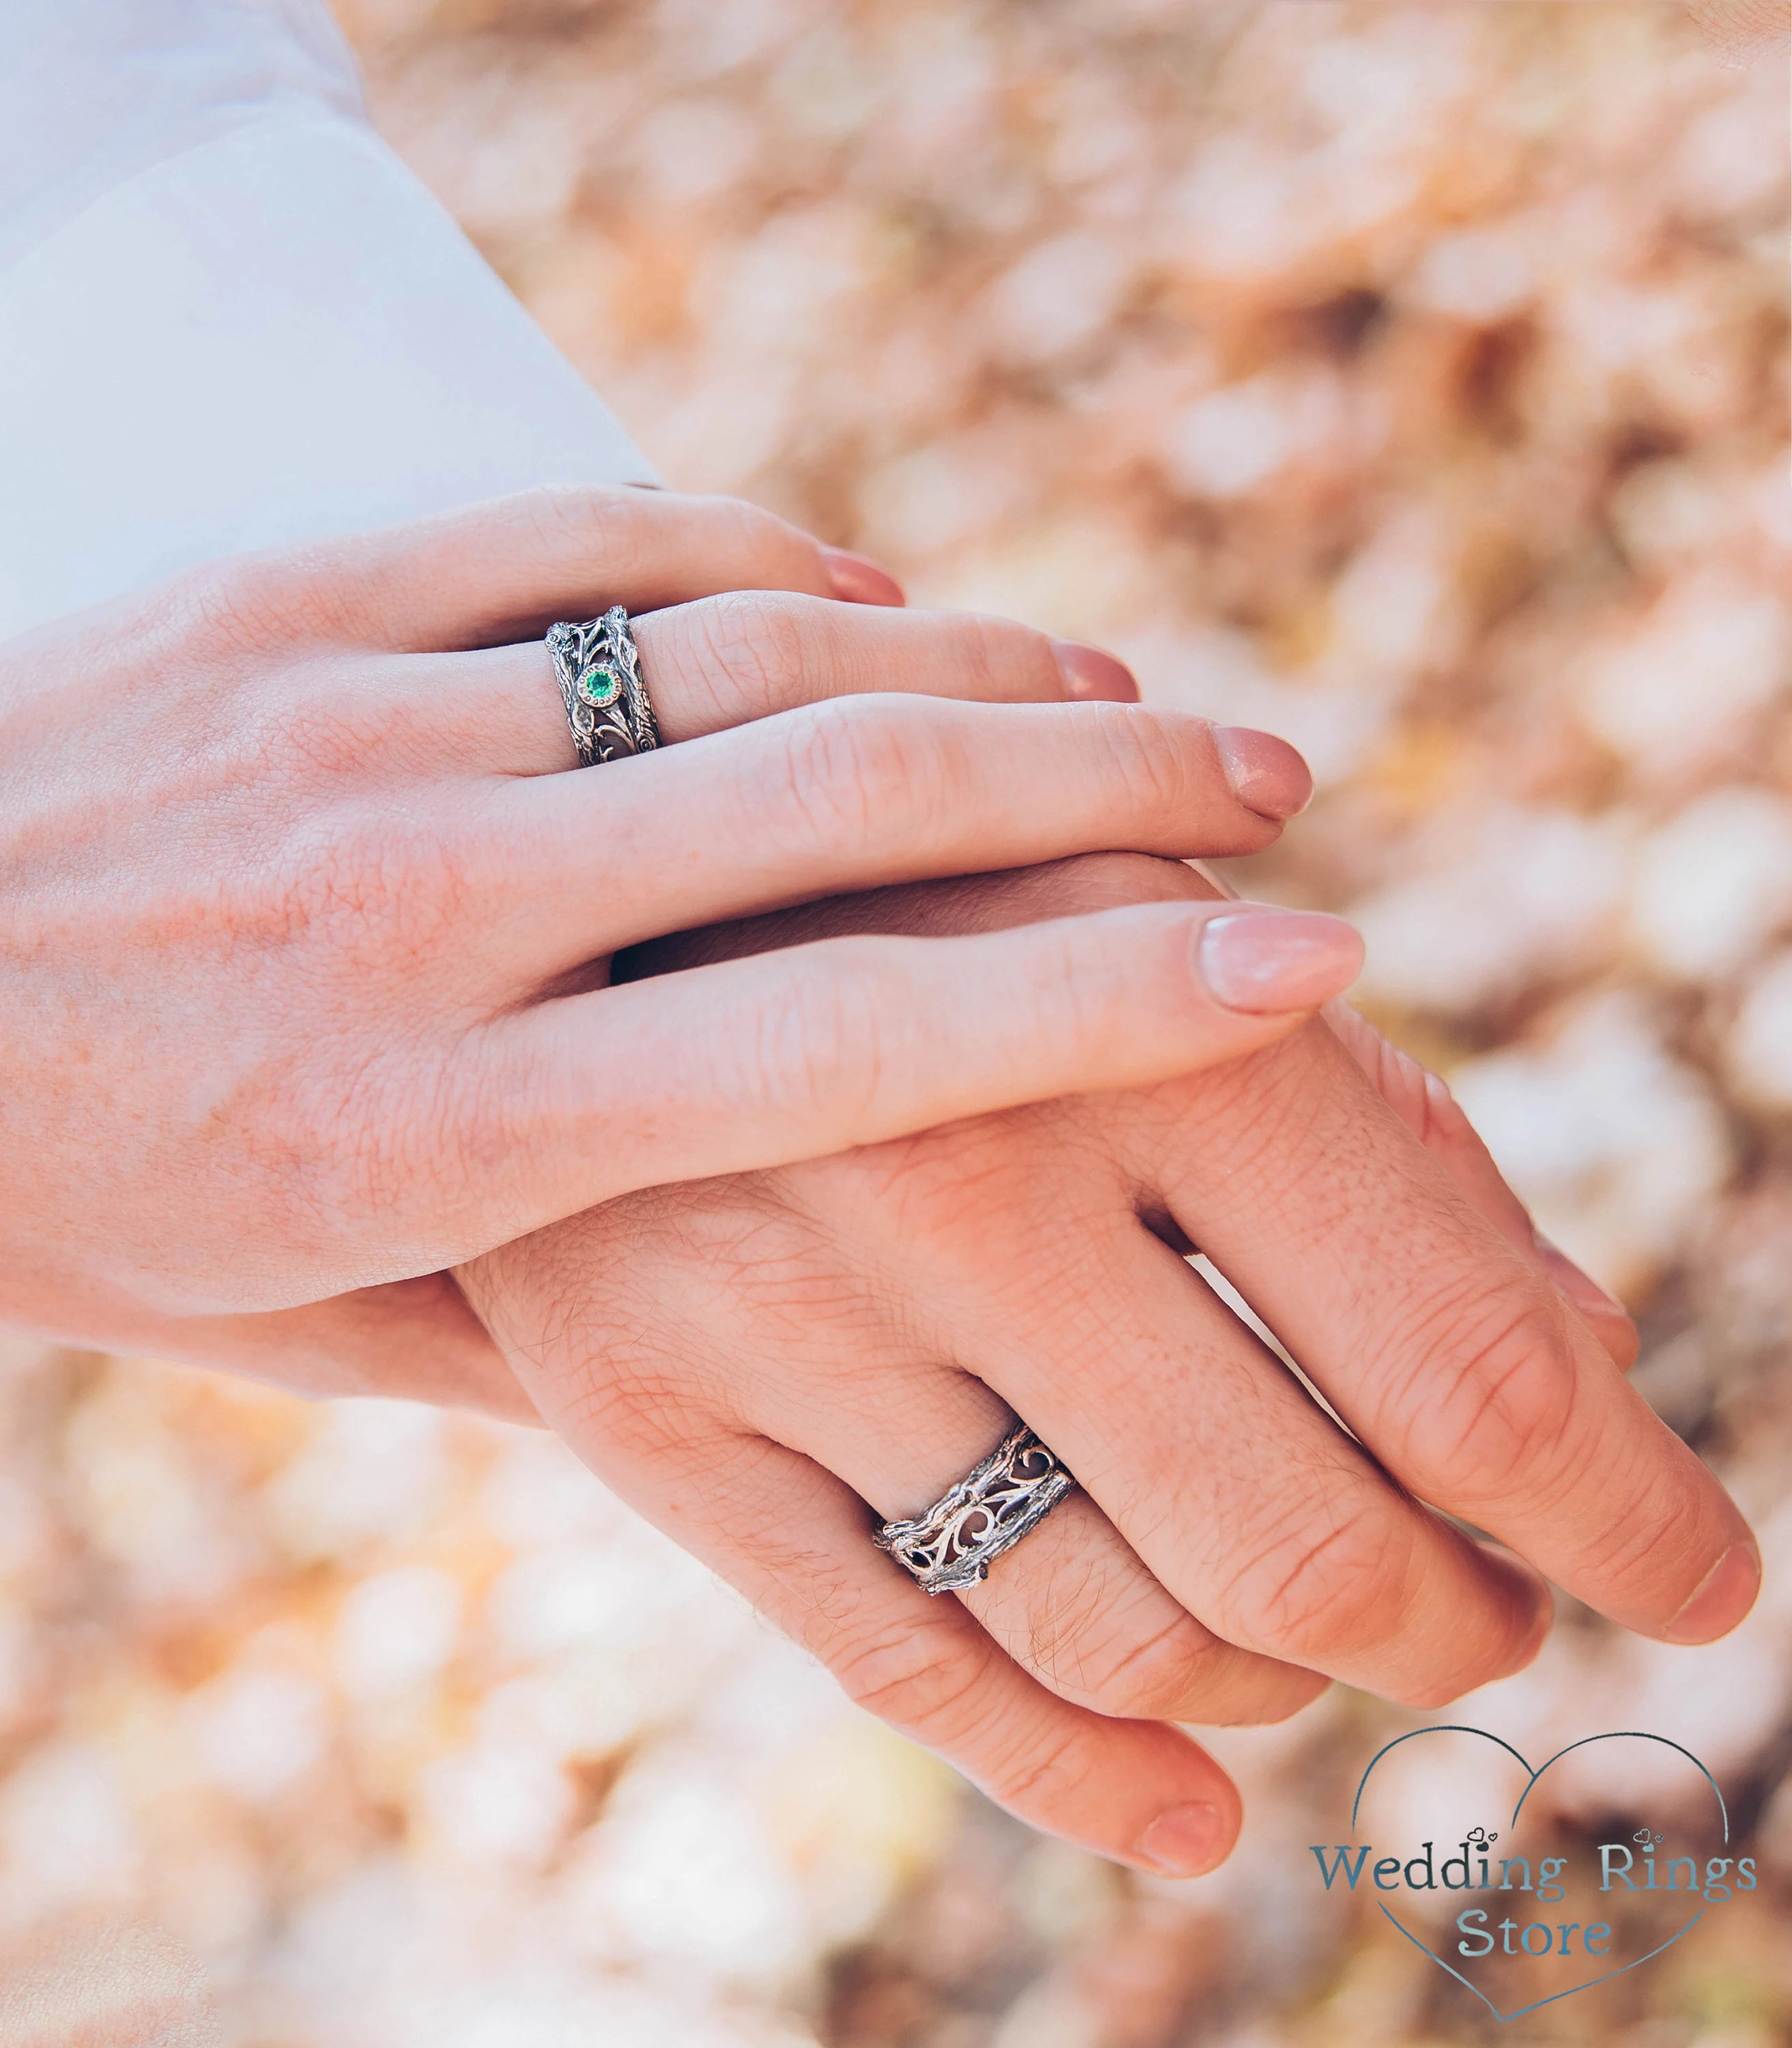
[573,1409,1249,1876]
[763,1364,1328,1729]
[810,1167,1552,1708]
[565,1186,1326,1726]
[420,591,1163,777]
[476,1175,1323,1729]
[466,1229,1252,1876]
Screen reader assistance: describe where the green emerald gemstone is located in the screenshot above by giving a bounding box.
[575,664,623,708]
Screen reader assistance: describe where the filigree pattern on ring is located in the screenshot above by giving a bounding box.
[874,1422,1075,1595]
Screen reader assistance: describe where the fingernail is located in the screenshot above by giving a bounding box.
[1135,1800,1229,1877]
[1662,1542,1762,1645]
[1536,1236,1628,1328]
[1053,640,1140,702]
[1197,909,1365,1014]
[1507,1572,1555,1675]
[1212,725,1314,821]
[821,547,906,607]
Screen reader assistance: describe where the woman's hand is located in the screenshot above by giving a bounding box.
[461,853,1759,1879]
[0,483,1328,1333]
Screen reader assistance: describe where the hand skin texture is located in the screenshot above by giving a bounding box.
[0,485,1331,1339]
[457,852,1760,1880]
[4,489,1752,1882]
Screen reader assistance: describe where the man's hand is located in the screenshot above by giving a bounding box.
[461,853,1758,1879]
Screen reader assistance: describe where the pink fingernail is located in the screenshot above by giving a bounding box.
[1661,1543,1762,1645]
[1197,909,1365,1014]
[1536,1237,1628,1326]
[821,547,906,607]
[1135,1800,1229,1876]
[1053,640,1140,702]
[1213,725,1314,821]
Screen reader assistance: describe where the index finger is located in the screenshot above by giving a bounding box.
[1137,1024,1758,1644]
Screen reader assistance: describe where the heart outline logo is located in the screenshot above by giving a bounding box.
[1350,1725,1729,2025]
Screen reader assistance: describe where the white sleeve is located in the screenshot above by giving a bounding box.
[0,0,657,641]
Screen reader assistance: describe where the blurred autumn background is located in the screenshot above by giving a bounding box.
[1,3,1787,2043]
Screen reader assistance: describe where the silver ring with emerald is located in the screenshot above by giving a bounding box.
[545,607,661,767]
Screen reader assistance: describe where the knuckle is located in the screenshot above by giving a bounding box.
[517,487,825,600]
[260,674,396,783]
[770,698,954,855]
[278,829,390,943]
[1026,915,1120,1043]
[474,1226,735,1444]
[988,1721,1103,1815]
[831,1613,989,1737]
[847,1120,1056,1229]
[685,587,816,722]
[1029,1571,1223,1720]
[278,812,469,963]
[1220,1490,1419,1668]
[166,554,321,658]
[1395,1578,1547,1707]
[438,1058,531,1210]
[520,482,642,558]
[776,1113,1109,1300]
[270,1049,416,1245]
[1384,1281,1582,1505]
[1082,1612,1225,1721]
[703,492,822,579]
[1086,707,1201,820]
[1398,1638,1524,1712]
[1561,1491,1707,1609]
[739,943,894,1129]
[942,610,1058,701]
[556,1355,718,1457]
[1134,1025,1329,1184]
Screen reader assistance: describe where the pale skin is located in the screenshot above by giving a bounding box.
[0,487,1759,1879]
[0,485,1339,1331]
